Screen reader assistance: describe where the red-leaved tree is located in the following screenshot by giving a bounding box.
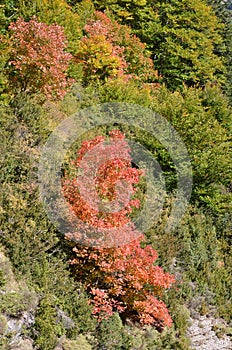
[63,130,143,232]
[62,130,175,329]
[8,16,74,99]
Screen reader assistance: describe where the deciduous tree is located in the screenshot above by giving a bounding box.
[62,130,175,329]
[75,10,158,83]
[8,16,73,99]
[92,0,226,90]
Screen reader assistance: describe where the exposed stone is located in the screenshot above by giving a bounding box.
[56,307,75,330]
[0,246,37,348]
[9,338,34,350]
[5,311,35,336]
[187,315,232,350]
[6,317,24,335]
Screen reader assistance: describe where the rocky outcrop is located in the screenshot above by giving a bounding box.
[0,246,91,350]
[8,338,34,350]
[1,244,231,350]
[187,315,232,350]
[0,246,37,349]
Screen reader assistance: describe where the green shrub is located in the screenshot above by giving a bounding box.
[0,314,7,335]
[172,305,190,336]
[0,288,37,317]
[61,335,92,350]
[33,294,65,350]
[97,313,130,350]
[0,269,6,287]
[125,324,191,350]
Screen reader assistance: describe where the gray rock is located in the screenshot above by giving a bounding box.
[6,311,35,335]
[9,338,34,350]
[56,307,75,330]
[187,315,232,350]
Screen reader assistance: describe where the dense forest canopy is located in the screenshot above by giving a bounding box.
[0,0,231,349]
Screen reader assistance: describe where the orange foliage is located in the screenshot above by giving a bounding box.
[63,131,175,328]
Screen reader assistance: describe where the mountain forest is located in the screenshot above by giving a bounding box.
[0,0,232,349]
